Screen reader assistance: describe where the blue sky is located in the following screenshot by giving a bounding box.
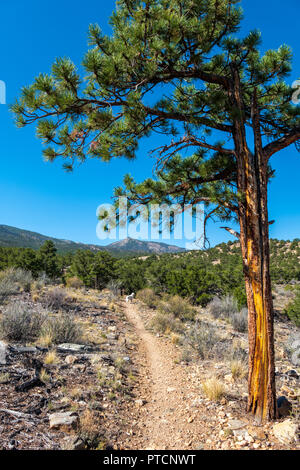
[0,0,300,248]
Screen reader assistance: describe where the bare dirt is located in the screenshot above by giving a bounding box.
[125,301,208,450]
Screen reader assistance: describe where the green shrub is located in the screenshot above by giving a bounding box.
[106,279,122,299]
[208,295,238,319]
[182,321,221,359]
[136,288,158,308]
[158,295,195,321]
[233,285,247,309]
[66,276,84,289]
[0,268,33,300]
[230,308,248,333]
[0,301,45,342]
[285,290,300,326]
[151,313,183,334]
[43,288,69,311]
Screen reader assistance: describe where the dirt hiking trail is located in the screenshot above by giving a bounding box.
[124,301,208,450]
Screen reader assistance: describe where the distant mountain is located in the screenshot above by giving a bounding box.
[0,225,185,255]
[107,237,186,254]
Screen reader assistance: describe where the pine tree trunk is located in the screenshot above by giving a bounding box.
[237,151,277,423]
[229,68,277,422]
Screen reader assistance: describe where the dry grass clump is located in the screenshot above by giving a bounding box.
[44,350,59,365]
[202,377,226,401]
[40,368,51,383]
[79,409,104,449]
[230,359,247,381]
[0,372,10,384]
[38,333,53,348]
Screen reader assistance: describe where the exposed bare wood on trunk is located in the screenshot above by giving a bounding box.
[229,71,277,422]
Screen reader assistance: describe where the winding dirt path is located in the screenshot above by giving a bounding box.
[124,301,208,450]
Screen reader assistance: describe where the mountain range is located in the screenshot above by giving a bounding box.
[0,224,185,255]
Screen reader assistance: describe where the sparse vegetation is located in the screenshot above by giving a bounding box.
[42,288,69,311]
[151,312,183,334]
[79,409,104,449]
[0,301,45,341]
[158,295,195,321]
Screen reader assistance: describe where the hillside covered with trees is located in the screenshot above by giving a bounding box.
[1,238,299,326]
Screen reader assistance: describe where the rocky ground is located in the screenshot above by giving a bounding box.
[0,289,140,450]
[0,286,299,450]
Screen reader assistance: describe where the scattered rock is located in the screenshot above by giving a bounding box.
[49,411,79,431]
[135,399,147,407]
[291,351,300,367]
[286,333,300,366]
[65,355,76,365]
[228,419,247,431]
[272,419,299,444]
[277,396,293,418]
[60,435,85,450]
[284,369,299,379]
[57,344,91,353]
[247,426,267,441]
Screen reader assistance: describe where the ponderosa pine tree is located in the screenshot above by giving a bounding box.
[12,0,300,422]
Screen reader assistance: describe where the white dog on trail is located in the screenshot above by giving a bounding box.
[126,293,135,303]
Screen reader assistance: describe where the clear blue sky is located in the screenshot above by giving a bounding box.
[0,0,300,248]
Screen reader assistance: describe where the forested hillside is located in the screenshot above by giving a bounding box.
[1,238,299,321]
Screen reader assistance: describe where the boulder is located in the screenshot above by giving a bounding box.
[272,419,299,444]
[277,396,293,418]
[49,411,79,431]
[0,341,7,365]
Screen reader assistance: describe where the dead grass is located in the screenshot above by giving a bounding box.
[44,350,59,365]
[40,368,51,383]
[230,360,247,381]
[202,377,226,401]
[37,333,53,348]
